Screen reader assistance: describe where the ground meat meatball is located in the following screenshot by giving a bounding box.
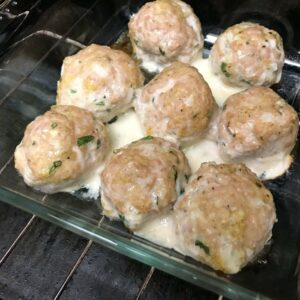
[174,162,276,274]
[100,136,191,230]
[56,44,144,122]
[128,0,203,73]
[14,105,110,193]
[218,87,299,161]
[210,22,284,87]
[135,62,216,144]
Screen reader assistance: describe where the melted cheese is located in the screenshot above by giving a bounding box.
[192,58,245,106]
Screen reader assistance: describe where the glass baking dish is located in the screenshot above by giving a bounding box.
[1,0,300,299]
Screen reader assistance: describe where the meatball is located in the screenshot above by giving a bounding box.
[14,105,110,193]
[101,136,191,230]
[128,0,203,73]
[218,87,299,161]
[210,22,284,87]
[174,163,276,274]
[56,44,144,122]
[135,62,216,144]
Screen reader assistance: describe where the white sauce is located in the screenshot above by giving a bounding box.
[107,109,144,149]
[183,136,292,179]
[183,139,223,173]
[61,165,104,200]
[192,58,244,107]
[134,211,182,252]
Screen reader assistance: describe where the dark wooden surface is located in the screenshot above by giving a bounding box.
[0,201,219,300]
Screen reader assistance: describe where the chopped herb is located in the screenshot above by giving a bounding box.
[51,122,57,129]
[97,139,101,149]
[152,97,155,103]
[113,149,120,154]
[195,239,210,255]
[77,135,95,146]
[70,88,77,94]
[107,116,118,124]
[95,101,105,106]
[141,135,153,141]
[49,160,62,174]
[184,174,189,181]
[172,165,178,181]
[106,108,111,113]
[221,62,230,78]
[159,47,165,56]
[119,214,125,222]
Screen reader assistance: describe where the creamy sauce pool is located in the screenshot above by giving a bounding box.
[134,211,182,251]
[191,58,244,106]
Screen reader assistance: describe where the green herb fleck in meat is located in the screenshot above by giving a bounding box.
[49,160,62,174]
[95,100,105,106]
[141,135,153,141]
[70,88,77,94]
[221,62,230,78]
[77,135,95,147]
[51,122,58,129]
[195,239,210,255]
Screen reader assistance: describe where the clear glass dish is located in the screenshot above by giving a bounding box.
[1,1,300,299]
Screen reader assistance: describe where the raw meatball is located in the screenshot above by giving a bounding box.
[15,105,110,193]
[174,163,276,274]
[128,0,203,73]
[56,44,144,122]
[210,22,284,87]
[218,87,299,161]
[135,62,216,144]
[101,136,191,230]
